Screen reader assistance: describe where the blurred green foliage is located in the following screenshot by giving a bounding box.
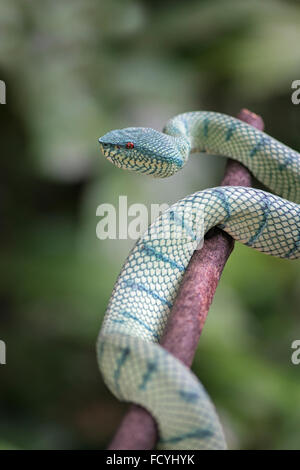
[0,0,300,449]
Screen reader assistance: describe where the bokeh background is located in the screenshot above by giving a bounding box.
[1,0,300,450]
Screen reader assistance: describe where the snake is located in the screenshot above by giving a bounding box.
[97,111,300,450]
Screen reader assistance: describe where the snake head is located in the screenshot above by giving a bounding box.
[98,127,189,177]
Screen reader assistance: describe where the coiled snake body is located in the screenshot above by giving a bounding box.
[97,111,300,449]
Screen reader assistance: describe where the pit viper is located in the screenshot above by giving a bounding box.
[97,111,300,450]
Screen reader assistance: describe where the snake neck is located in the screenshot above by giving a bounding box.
[164,111,210,153]
[164,111,300,203]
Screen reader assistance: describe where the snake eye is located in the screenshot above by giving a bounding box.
[126,142,134,149]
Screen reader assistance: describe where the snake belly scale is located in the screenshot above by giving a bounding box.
[97,111,300,449]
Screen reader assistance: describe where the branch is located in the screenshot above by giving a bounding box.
[107,108,265,450]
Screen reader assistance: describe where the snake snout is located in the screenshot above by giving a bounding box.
[98,137,111,157]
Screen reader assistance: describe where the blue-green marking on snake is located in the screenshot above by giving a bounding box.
[97,111,300,449]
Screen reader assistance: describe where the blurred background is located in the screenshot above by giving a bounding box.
[0,0,300,450]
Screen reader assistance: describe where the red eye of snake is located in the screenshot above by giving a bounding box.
[126,142,134,149]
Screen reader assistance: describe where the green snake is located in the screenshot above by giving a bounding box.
[97,111,300,450]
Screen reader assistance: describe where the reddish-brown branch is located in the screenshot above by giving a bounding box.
[107,108,265,450]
